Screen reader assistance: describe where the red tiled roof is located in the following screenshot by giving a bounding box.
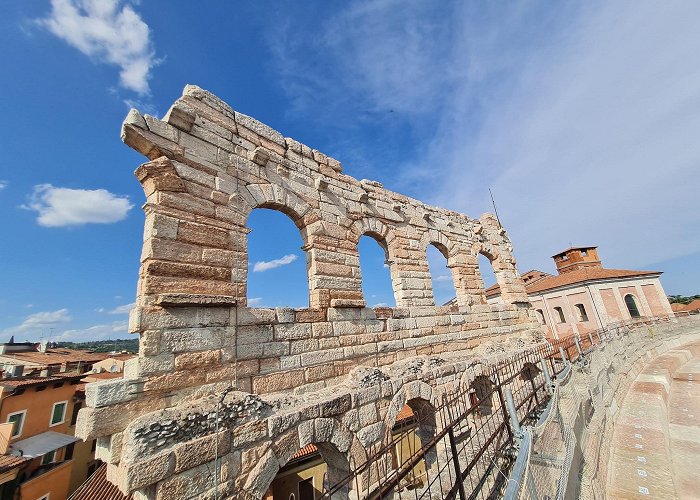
[395,405,415,423]
[486,268,660,297]
[525,268,661,294]
[0,348,109,366]
[289,443,319,461]
[0,454,29,473]
[69,463,130,500]
[679,299,700,312]
[0,372,86,390]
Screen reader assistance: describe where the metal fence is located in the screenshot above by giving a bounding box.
[318,313,689,500]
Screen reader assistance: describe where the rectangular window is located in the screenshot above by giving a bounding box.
[50,401,68,426]
[64,443,75,460]
[6,410,26,438]
[41,450,56,466]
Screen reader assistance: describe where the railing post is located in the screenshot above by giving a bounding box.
[504,388,521,434]
[448,428,467,500]
[574,335,583,359]
[497,385,514,442]
[559,346,568,363]
[588,332,595,346]
[540,358,553,396]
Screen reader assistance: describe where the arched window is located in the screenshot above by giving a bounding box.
[427,243,456,306]
[624,294,641,318]
[574,304,589,322]
[535,309,546,325]
[553,306,566,323]
[247,208,308,308]
[478,253,498,303]
[358,234,395,307]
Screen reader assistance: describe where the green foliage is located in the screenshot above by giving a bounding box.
[668,294,700,305]
[55,338,138,353]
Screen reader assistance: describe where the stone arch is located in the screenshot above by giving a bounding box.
[419,229,457,265]
[249,418,365,500]
[350,218,401,307]
[467,240,528,305]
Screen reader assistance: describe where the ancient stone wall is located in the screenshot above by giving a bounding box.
[76,85,541,499]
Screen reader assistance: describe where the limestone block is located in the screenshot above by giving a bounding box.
[275,307,295,323]
[118,450,174,492]
[174,430,230,473]
[357,422,384,447]
[274,323,312,340]
[86,379,141,408]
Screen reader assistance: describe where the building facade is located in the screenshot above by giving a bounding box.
[486,246,675,338]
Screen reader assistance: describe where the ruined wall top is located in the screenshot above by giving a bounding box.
[123,84,528,310]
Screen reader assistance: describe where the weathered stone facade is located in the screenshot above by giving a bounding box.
[76,85,543,499]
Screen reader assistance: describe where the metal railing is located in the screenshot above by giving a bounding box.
[317,313,689,500]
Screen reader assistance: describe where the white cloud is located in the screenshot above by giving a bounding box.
[0,181,7,192]
[109,302,136,315]
[273,1,700,278]
[38,0,157,94]
[53,320,129,342]
[434,275,453,283]
[433,1,700,272]
[253,254,298,272]
[247,297,263,306]
[24,184,133,227]
[372,302,389,308]
[2,309,72,337]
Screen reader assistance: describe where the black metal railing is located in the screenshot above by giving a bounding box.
[318,313,687,500]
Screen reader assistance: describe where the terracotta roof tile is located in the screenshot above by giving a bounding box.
[679,299,700,312]
[69,463,130,500]
[525,268,661,294]
[0,372,86,390]
[289,443,318,461]
[486,268,660,297]
[0,454,29,473]
[0,348,109,366]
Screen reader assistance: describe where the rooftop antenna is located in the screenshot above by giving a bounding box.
[489,188,502,227]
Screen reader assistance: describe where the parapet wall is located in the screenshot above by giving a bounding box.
[76,85,542,499]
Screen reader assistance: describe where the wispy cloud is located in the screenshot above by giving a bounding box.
[0,181,7,192]
[253,254,298,272]
[23,184,133,227]
[270,1,700,277]
[2,309,72,337]
[109,302,136,315]
[247,297,263,306]
[37,0,158,95]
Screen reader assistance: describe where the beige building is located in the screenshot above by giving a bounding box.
[484,246,674,338]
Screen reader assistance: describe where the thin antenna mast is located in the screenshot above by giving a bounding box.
[489,188,502,227]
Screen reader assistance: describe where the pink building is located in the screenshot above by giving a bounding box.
[486,246,674,339]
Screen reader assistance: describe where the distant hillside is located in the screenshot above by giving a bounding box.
[668,295,700,305]
[56,338,139,353]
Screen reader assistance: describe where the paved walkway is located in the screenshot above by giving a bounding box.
[607,340,700,499]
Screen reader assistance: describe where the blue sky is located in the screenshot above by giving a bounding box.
[1,1,699,342]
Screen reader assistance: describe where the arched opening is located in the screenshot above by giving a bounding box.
[358,233,395,307]
[247,208,309,308]
[575,303,589,322]
[472,252,499,304]
[553,306,566,323]
[390,398,437,491]
[270,442,350,500]
[535,309,546,325]
[427,243,456,306]
[470,375,495,416]
[624,294,641,318]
